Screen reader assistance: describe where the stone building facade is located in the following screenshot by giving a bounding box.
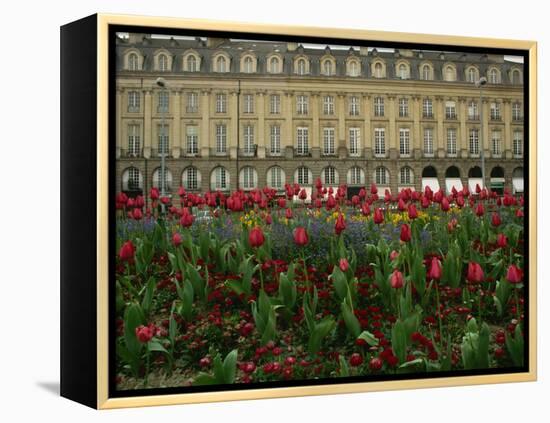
[115,34,525,200]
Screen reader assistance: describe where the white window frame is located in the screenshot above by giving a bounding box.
[128,91,140,112]
[447,128,457,156]
[491,130,501,156]
[324,166,337,185]
[423,98,433,118]
[186,125,199,155]
[270,125,281,156]
[297,95,308,115]
[270,94,281,114]
[374,96,384,117]
[349,96,360,116]
[399,128,411,156]
[399,98,409,117]
[400,167,413,185]
[296,127,309,155]
[349,127,360,156]
[469,128,480,156]
[323,127,335,155]
[374,128,386,157]
[244,94,255,114]
[186,92,198,113]
[216,93,227,113]
[128,124,140,156]
[215,124,227,154]
[323,95,335,115]
[158,124,169,156]
[423,128,434,156]
[375,167,389,185]
[513,131,523,157]
[243,125,255,155]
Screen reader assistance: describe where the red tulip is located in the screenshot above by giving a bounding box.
[132,207,143,220]
[506,264,523,284]
[456,195,465,208]
[285,208,293,219]
[265,214,273,225]
[361,202,371,216]
[339,258,349,272]
[467,262,484,283]
[491,212,502,227]
[249,226,265,248]
[475,203,485,217]
[421,196,430,209]
[180,212,194,228]
[160,196,170,205]
[135,324,155,343]
[150,187,160,200]
[497,233,508,248]
[427,257,442,280]
[441,197,450,212]
[516,208,524,218]
[119,240,135,261]
[390,269,404,289]
[369,357,383,371]
[172,232,182,247]
[326,195,337,210]
[293,227,309,246]
[373,208,384,224]
[299,189,307,201]
[408,204,418,219]
[400,224,411,242]
[278,198,286,209]
[335,213,346,235]
[349,353,363,367]
[370,183,378,195]
[390,250,399,261]
[475,183,481,194]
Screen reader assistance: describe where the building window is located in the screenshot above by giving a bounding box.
[445,101,457,119]
[513,131,523,156]
[183,167,199,191]
[296,166,311,185]
[324,166,337,185]
[244,94,255,114]
[489,68,500,84]
[374,128,386,156]
[158,54,168,71]
[491,131,501,156]
[349,96,360,116]
[374,96,385,117]
[128,124,141,157]
[512,102,522,121]
[348,60,359,77]
[153,168,172,192]
[216,56,227,73]
[323,95,335,115]
[241,166,257,189]
[399,167,413,185]
[128,91,140,112]
[421,64,431,80]
[215,124,227,154]
[512,69,522,84]
[349,127,360,156]
[269,166,284,189]
[270,94,281,114]
[399,98,409,117]
[490,102,501,120]
[124,167,142,191]
[349,166,363,185]
[444,66,456,81]
[186,126,199,155]
[468,101,479,120]
[323,127,335,155]
[214,167,228,190]
[447,128,457,156]
[270,125,281,155]
[187,55,197,72]
[398,63,408,79]
[216,93,227,113]
[423,128,434,156]
[423,98,433,118]
[269,57,280,73]
[296,127,309,155]
[467,67,478,83]
[243,56,254,73]
[186,92,198,113]
[297,95,308,115]
[469,128,480,155]
[374,62,383,78]
[323,60,333,76]
[375,167,389,186]
[158,91,169,113]
[297,58,307,75]
[128,53,139,71]
[399,128,411,156]
[243,125,255,155]
[158,124,169,156]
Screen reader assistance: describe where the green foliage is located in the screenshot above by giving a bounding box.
[307,316,336,355]
[341,299,361,338]
[251,290,281,345]
[194,350,239,385]
[175,279,194,321]
[442,241,462,288]
[494,279,512,317]
[505,324,524,367]
[461,318,490,370]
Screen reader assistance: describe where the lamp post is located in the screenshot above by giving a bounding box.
[156,77,167,213]
[475,76,487,190]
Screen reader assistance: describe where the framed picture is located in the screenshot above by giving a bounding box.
[60,14,537,409]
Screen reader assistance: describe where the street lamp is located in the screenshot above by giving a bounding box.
[475,76,487,190]
[156,77,167,213]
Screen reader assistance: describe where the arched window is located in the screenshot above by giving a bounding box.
[158,54,168,71]
[122,167,143,192]
[445,66,456,81]
[243,56,254,73]
[421,64,431,80]
[269,57,280,73]
[348,60,359,77]
[295,166,312,185]
[152,167,173,192]
[187,55,197,72]
[267,166,285,190]
[399,167,414,185]
[347,166,365,185]
[323,60,333,76]
[489,68,500,84]
[322,166,338,186]
[182,166,201,191]
[398,63,408,79]
[211,166,230,190]
[374,166,389,186]
[374,62,383,78]
[467,67,478,83]
[216,56,227,73]
[297,58,307,75]
[128,53,139,71]
[512,69,522,84]
[239,166,258,190]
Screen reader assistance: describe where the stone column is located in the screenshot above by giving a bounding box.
[459,96,468,158]
[284,91,293,157]
[388,94,397,157]
[337,92,347,158]
[257,90,266,158]
[311,93,320,157]
[482,99,490,156]
[363,94,371,158]
[201,89,210,157]
[172,90,181,158]
[143,89,152,159]
[116,88,122,158]
[436,96,444,158]
[230,90,239,159]
[412,95,421,156]
[503,98,511,155]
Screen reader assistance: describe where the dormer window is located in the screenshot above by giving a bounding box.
[187,55,197,72]
[128,53,139,71]
[158,54,168,72]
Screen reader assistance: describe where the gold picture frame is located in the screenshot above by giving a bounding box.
[60,13,537,409]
